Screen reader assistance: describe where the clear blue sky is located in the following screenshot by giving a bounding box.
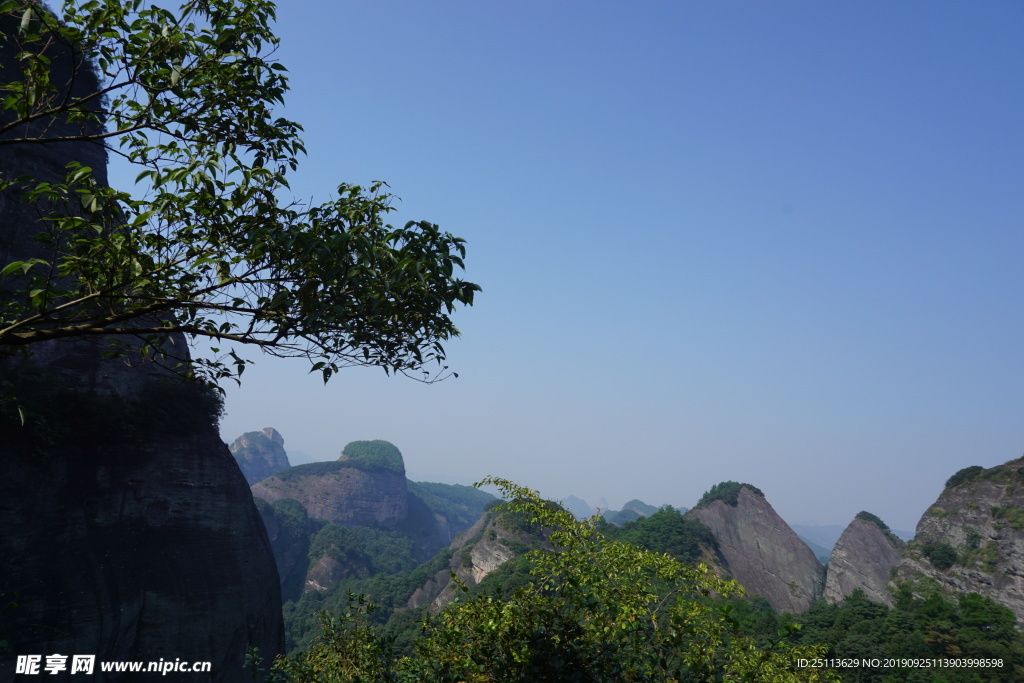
[174,1,1021,532]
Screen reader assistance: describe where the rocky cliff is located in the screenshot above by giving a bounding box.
[251,443,495,601]
[252,461,409,527]
[231,427,291,485]
[687,485,825,613]
[406,513,524,614]
[890,458,1024,624]
[824,514,904,606]
[0,16,283,680]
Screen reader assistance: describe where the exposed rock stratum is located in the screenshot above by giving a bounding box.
[687,486,824,613]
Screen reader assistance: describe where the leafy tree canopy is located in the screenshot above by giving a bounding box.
[0,0,478,385]
[606,505,719,564]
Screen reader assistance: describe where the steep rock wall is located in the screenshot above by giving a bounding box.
[687,487,825,613]
[824,518,903,606]
[405,514,519,614]
[252,465,408,527]
[0,427,283,681]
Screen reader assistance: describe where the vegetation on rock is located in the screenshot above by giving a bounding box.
[339,440,405,474]
[946,466,986,489]
[854,511,905,551]
[921,540,959,570]
[855,511,890,531]
[696,480,765,508]
[600,505,719,564]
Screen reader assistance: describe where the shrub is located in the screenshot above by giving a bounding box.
[922,541,958,570]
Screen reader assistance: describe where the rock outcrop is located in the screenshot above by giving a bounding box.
[231,427,291,485]
[891,459,1024,624]
[824,514,904,606]
[687,486,825,613]
[406,514,522,613]
[252,461,409,527]
[249,441,496,602]
[0,16,283,680]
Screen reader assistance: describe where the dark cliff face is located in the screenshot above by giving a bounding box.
[230,427,292,485]
[824,518,904,606]
[0,18,283,680]
[0,426,284,681]
[687,487,825,613]
[891,458,1024,625]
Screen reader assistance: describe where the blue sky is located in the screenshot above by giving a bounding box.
[168,1,1023,531]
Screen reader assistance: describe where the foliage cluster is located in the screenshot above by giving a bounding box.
[284,546,454,654]
[789,587,1024,682]
[959,532,1001,575]
[946,466,986,489]
[601,506,719,564]
[921,540,959,571]
[0,0,478,385]
[696,480,765,508]
[944,464,1024,493]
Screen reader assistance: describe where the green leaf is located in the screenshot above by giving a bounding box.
[1,261,25,276]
